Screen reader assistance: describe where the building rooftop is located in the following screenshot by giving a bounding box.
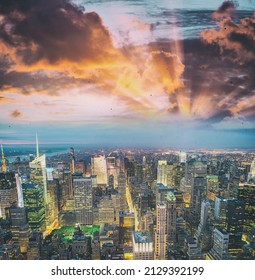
[133,231,152,244]
[22,183,39,189]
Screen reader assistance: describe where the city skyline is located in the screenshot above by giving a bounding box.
[1,144,255,260]
[0,0,255,148]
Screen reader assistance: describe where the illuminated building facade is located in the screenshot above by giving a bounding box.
[0,172,17,218]
[157,160,168,186]
[9,205,31,253]
[1,144,7,173]
[226,199,245,251]
[166,192,177,249]
[73,175,94,225]
[118,170,127,212]
[22,183,46,232]
[238,183,255,231]
[154,203,167,260]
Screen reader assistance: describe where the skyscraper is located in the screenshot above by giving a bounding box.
[73,175,94,225]
[106,157,119,188]
[22,183,46,232]
[226,199,245,251]
[92,155,107,185]
[179,151,187,163]
[247,158,255,182]
[238,183,255,231]
[69,147,75,198]
[214,196,228,228]
[9,205,31,253]
[196,200,210,238]
[118,170,127,212]
[190,176,206,224]
[10,173,31,253]
[1,144,7,173]
[157,160,168,186]
[70,147,75,174]
[166,192,177,250]
[154,203,167,260]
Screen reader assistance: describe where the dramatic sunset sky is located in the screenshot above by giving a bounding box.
[0,0,254,148]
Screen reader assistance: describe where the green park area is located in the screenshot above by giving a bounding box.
[52,225,100,241]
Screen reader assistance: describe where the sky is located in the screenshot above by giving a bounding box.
[0,0,254,148]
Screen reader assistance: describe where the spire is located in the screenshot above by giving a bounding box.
[15,173,24,208]
[1,144,7,172]
[36,133,39,158]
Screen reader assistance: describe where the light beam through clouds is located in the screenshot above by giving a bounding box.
[0,0,254,147]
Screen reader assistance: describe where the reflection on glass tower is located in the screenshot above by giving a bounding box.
[22,183,46,232]
[29,134,48,231]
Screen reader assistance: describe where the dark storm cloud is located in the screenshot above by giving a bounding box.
[0,0,115,64]
[212,1,238,20]
[0,68,90,95]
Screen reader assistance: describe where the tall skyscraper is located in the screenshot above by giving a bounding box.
[214,196,228,227]
[29,145,47,206]
[9,173,31,253]
[247,158,255,182]
[226,199,245,251]
[15,173,24,208]
[106,156,119,188]
[238,183,255,231]
[118,170,127,212]
[92,155,107,185]
[190,176,206,223]
[196,200,210,238]
[9,205,31,253]
[22,183,46,232]
[157,160,168,186]
[73,175,94,225]
[1,144,7,173]
[70,147,75,174]
[166,192,177,250]
[179,151,187,163]
[69,147,75,197]
[154,203,167,260]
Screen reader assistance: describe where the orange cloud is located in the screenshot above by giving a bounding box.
[201,16,255,61]
[0,1,185,117]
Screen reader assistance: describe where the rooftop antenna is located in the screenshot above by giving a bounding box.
[36,133,39,158]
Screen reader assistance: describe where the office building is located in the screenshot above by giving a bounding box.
[0,172,18,218]
[132,231,153,260]
[207,228,230,260]
[154,203,167,260]
[73,175,93,225]
[22,183,46,232]
[92,155,107,185]
[238,183,255,231]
